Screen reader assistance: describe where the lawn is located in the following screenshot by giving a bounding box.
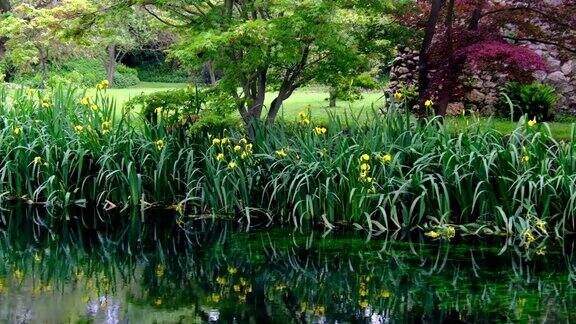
[100,82,576,140]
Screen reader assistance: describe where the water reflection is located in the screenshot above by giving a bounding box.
[0,208,574,323]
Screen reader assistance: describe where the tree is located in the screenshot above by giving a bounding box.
[0,0,94,85]
[0,0,10,60]
[401,0,575,116]
[123,0,397,134]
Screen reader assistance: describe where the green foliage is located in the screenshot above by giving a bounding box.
[136,62,189,83]
[13,59,139,88]
[0,85,575,244]
[499,82,557,121]
[124,85,237,135]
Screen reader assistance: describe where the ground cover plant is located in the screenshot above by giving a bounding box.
[0,84,575,249]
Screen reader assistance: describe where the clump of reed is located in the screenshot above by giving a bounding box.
[1,84,575,245]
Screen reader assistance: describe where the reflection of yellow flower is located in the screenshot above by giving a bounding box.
[211,293,221,303]
[155,264,165,277]
[445,226,456,239]
[13,269,24,282]
[233,284,241,292]
[380,289,391,298]
[536,247,546,255]
[228,266,237,274]
[314,305,325,316]
[359,300,369,309]
[154,297,162,306]
[425,230,440,239]
[34,253,42,263]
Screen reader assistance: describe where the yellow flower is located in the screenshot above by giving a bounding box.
[80,96,90,106]
[425,230,440,239]
[245,143,253,154]
[101,120,112,133]
[381,154,392,163]
[314,126,327,135]
[212,138,221,145]
[155,107,163,114]
[233,284,241,292]
[359,171,368,179]
[360,163,371,172]
[228,266,237,274]
[394,92,404,101]
[33,156,42,166]
[359,287,368,296]
[228,161,237,169]
[240,152,249,159]
[90,104,99,112]
[359,300,369,309]
[101,79,109,87]
[234,145,242,152]
[528,117,537,127]
[13,127,23,135]
[155,264,165,277]
[216,153,225,161]
[424,99,434,108]
[314,305,325,316]
[239,138,248,145]
[74,125,84,133]
[221,137,230,145]
[360,154,370,162]
[41,102,50,108]
[275,148,288,158]
[522,155,530,163]
[298,112,311,125]
[536,247,546,255]
[216,276,227,285]
[155,139,165,151]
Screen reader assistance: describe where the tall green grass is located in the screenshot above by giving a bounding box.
[0,84,575,245]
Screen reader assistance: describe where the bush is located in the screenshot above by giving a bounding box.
[13,59,140,88]
[136,63,189,83]
[124,85,237,136]
[499,81,557,121]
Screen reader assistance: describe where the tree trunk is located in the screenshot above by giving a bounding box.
[329,88,336,107]
[417,0,444,115]
[106,44,117,87]
[206,60,216,85]
[39,47,48,88]
[436,0,455,117]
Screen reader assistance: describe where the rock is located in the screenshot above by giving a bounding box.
[547,58,561,69]
[466,89,485,103]
[561,60,573,75]
[547,71,568,83]
[397,67,409,74]
[533,70,547,81]
[447,102,465,116]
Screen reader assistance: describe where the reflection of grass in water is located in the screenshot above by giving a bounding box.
[0,219,575,322]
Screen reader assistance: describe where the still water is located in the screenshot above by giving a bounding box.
[0,213,574,323]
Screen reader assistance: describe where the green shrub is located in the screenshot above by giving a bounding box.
[136,63,189,83]
[499,81,557,121]
[13,59,140,88]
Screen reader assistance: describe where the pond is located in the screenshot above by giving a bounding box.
[0,210,574,323]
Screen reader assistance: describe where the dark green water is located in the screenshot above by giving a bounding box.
[0,210,575,323]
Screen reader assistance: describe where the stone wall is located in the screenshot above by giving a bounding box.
[388,44,576,116]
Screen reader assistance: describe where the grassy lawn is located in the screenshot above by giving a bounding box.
[87,82,576,140]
